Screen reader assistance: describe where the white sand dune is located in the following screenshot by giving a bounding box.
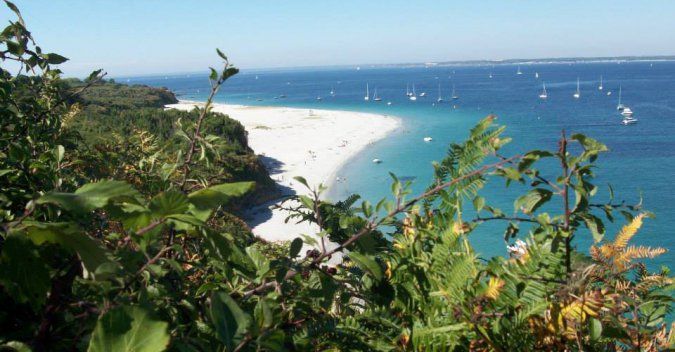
[168,102,401,250]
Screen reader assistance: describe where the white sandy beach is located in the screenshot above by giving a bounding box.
[168,102,400,248]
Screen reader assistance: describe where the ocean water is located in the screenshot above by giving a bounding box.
[125,61,675,268]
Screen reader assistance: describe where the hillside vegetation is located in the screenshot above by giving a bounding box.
[0,2,672,351]
[65,78,278,208]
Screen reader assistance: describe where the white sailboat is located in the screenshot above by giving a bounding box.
[517,66,523,75]
[451,84,458,100]
[437,83,443,103]
[535,72,539,79]
[330,87,335,96]
[489,72,493,79]
[616,85,625,110]
[409,84,417,101]
[539,82,548,99]
[621,106,637,125]
[573,78,580,99]
[373,88,382,102]
[598,76,603,90]
[364,84,370,101]
[406,84,412,97]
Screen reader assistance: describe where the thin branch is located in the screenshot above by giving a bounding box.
[179,60,230,190]
[560,130,572,276]
[471,216,541,225]
[135,219,166,236]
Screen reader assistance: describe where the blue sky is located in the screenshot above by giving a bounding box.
[3,0,674,77]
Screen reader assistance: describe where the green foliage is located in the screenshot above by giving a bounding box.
[0,3,672,351]
[88,306,170,352]
[68,78,178,111]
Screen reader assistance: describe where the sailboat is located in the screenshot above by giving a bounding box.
[406,84,412,97]
[489,72,493,79]
[451,84,458,100]
[364,84,370,101]
[616,85,625,110]
[330,87,335,96]
[598,76,604,90]
[535,72,539,79]
[373,88,382,102]
[517,66,523,75]
[573,78,580,99]
[539,82,548,99]
[621,106,637,125]
[437,83,443,103]
[409,84,417,101]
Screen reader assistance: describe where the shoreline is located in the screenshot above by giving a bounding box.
[168,101,401,246]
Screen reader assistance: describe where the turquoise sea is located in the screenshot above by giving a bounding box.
[125,61,675,269]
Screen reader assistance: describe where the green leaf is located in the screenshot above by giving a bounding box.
[149,190,189,217]
[571,134,608,162]
[38,180,140,215]
[254,298,274,329]
[589,318,603,341]
[4,1,22,20]
[24,221,115,279]
[188,182,254,210]
[582,214,605,242]
[0,235,50,310]
[44,53,68,65]
[293,176,309,189]
[88,305,170,352]
[514,188,552,214]
[499,167,521,182]
[210,291,252,350]
[165,214,205,227]
[88,68,103,81]
[289,237,303,258]
[473,196,485,212]
[187,182,254,221]
[348,252,383,282]
[216,48,228,61]
[54,145,65,163]
[0,341,32,352]
[518,150,553,171]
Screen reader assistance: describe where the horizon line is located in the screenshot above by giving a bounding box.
[106,54,675,79]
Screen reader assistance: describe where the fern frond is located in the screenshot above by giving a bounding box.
[617,245,667,270]
[485,277,505,300]
[614,213,645,250]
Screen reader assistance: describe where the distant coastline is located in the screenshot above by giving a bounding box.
[366,55,675,69]
[113,55,675,79]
